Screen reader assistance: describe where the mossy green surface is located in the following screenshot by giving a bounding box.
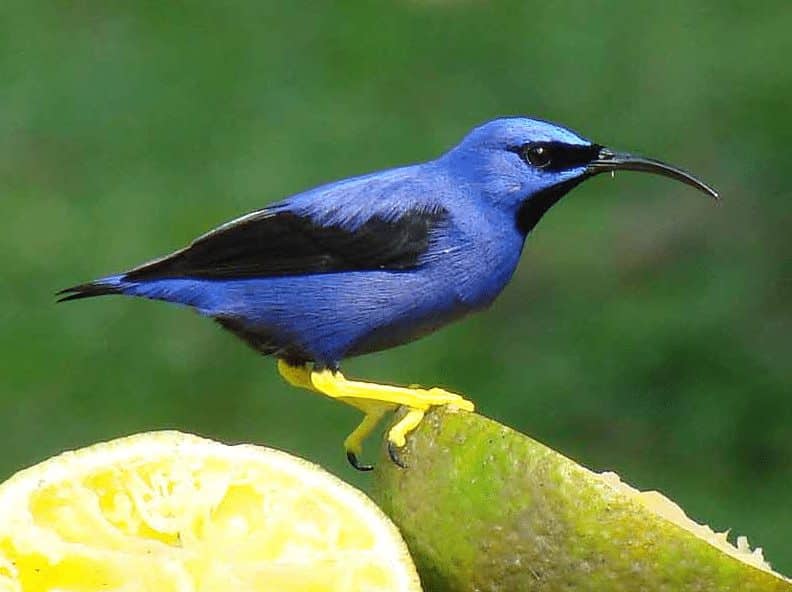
[373,409,791,592]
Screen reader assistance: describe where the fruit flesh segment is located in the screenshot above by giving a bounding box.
[0,435,417,592]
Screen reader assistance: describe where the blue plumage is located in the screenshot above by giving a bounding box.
[59,116,718,468]
[60,117,717,368]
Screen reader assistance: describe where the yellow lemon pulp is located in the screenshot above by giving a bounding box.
[0,431,421,592]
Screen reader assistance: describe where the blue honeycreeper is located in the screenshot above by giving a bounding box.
[59,117,718,470]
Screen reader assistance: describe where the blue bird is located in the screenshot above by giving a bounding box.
[59,117,718,470]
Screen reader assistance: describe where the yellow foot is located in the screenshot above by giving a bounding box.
[276,359,475,470]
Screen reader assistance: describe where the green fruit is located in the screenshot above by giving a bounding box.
[373,408,791,592]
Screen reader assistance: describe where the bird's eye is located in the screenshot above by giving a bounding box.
[521,144,552,168]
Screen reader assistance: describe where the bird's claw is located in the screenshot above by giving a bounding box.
[346,451,373,472]
[387,441,407,469]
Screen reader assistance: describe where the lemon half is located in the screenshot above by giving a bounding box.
[0,431,421,592]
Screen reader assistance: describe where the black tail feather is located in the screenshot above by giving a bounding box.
[56,282,122,303]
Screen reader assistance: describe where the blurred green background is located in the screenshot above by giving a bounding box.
[1,0,790,573]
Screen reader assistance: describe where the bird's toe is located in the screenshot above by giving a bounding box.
[346,451,374,472]
[387,441,407,469]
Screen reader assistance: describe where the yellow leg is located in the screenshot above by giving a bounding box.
[388,407,426,448]
[345,404,393,455]
[276,359,475,469]
[277,359,315,391]
[310,369,475,411]
[342,402,393,471]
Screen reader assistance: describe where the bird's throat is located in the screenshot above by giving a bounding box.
[516,177,585,235]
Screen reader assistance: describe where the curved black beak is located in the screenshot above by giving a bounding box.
[588,147,719,201]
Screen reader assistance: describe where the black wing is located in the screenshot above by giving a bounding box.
[124,207,447,281]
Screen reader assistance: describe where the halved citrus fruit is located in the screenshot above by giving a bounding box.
[0,431,421,591]
[374,408,791,592]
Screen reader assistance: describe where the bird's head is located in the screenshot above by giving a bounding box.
[441,117,718,234]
